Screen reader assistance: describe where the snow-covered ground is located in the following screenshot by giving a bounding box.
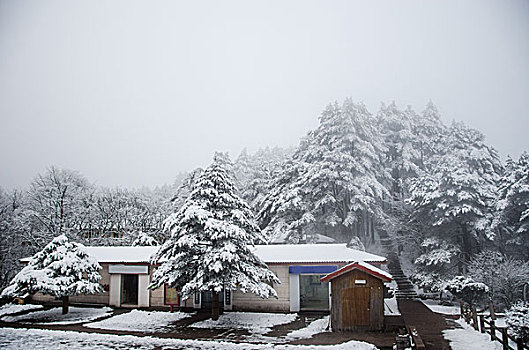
[85,309,192,332]
[0,327,379,350]
[443,318,503,350]
[421,299,460,315]
[1,306,112,325]
[384,296,400,316]
[285,316,330,340]
[191,312,298,334]
[0,303,44,317]
[383,281,400,316]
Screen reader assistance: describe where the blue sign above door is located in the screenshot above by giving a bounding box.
[289,265,338,274]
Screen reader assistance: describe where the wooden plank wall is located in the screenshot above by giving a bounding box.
[330,269,384,331]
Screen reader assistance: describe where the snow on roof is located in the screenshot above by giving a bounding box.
[252,244,386,264]
[321,260,392,282]
[20,246,158,264]
[21,243,386,265]
[85,246,158,263]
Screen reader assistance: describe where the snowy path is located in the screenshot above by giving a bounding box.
[443,318,503,350]
[0,327,379,350]
[397,299,452,350]
[420,300,460,316]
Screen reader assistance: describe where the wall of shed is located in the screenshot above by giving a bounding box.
[330,269,384,331]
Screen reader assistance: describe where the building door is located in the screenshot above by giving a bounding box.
[341,287,370,329]
[299,275,329,310]
[200,291,224,310]
[121,274,139,305]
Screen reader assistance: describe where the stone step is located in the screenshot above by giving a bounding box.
[396,291,417,296]
[379,234,418,300]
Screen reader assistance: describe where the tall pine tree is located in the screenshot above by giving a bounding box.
[493,152,529,258]
[408,122,502,271]
[260,99,389,245]
[149,153,279,320]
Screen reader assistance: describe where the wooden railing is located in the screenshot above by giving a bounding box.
[460,301,528,350]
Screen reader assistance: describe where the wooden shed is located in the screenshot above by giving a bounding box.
[321,261,392,331]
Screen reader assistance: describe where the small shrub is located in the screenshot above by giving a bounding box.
[506,301,529,343]
[444,276,489,305]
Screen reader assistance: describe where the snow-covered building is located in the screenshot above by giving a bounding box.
[27,244,387,313]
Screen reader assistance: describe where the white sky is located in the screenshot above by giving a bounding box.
[1,0,528,189]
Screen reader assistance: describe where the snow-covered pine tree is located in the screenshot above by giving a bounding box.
[234,147,292,213]
[408,122,502,272]
[411,237,459,292]
[259,157,314,243]
[260,99,389,245]
[377,102,420,201]
[1,235,102,314]
[493,152,529,258]
[132,231,158,246]
[170,168,204,212]
[149,153,279,320]
[412,101,445,171]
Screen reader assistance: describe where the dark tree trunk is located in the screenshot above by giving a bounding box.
[62,296,69,315]
[460,224,473,274]
[211,292,219,320]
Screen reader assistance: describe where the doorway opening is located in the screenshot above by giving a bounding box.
[121,274,139,306]
[200,290,224,310]
[300,274,329,310]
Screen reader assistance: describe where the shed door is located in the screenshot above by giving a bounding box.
[341,287,370,329]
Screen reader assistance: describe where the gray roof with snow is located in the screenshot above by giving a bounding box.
[21,243,386,264]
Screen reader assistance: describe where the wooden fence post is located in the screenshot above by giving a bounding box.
[479,315,485,333]
[500,328,508,350]
[460,300,464,318]
[465,304,471,324]
[471,305,478,330]
[490,320,496,341]
[489,301,496,320]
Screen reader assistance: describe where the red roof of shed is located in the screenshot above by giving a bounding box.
[321,261,392,283]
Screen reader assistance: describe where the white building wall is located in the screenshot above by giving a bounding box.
[231,265,290,312]
[109,274,121,307]
[289,273,300,312]
[138,274,150,307]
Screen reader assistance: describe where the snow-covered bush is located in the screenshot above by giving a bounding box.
[0,235,102,314]
[444,276,489,305]
[469,251,529,309]
[506,301,529,343]
[347,236,365,251]
[132,231,158,246]
[411,271,447,293]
